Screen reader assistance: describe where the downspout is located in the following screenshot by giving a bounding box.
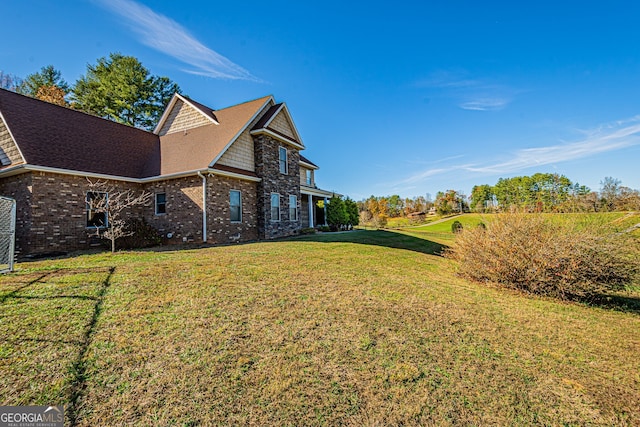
[197,171,207,243]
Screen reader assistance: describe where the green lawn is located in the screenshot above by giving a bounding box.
[1,227,639,425]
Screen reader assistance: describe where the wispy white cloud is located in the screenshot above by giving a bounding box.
[96,0,259,81]
[416,70,516,111]
[465,118,640,174]
[393,115,640,186]
[459,98,510,111]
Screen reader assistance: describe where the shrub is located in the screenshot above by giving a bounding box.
[373,214,388,229]
[451,220,463,233]
[446,213,640,300]
[300,227,316,235]
[115,218,163,250]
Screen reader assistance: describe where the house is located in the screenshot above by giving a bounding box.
[0,88,335,255]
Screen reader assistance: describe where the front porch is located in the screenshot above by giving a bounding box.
[300,187,334,228]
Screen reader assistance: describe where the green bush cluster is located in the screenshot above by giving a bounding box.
[115,218,163,250]
[446,213,640,300]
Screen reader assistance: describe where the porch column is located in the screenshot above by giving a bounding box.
[308,193,314,228]
[323,197,328,226]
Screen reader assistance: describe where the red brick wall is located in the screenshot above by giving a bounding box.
[0,173,32,255]
[1,171,262,254]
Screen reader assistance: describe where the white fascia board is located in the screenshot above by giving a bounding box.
[208,96,275,168]
[210,169,261,182]
[178,94,219,125]
[0,111,27,164]
[0,165,142,183]
[249,128,305,150]
[300,186,336,198]
[0,164,262,185]
[261,103,284,128]
[153,93,180,134]
[279,103,305,148]
[0,165,245,184]
[299,160,319,170]
[153,93,219,135]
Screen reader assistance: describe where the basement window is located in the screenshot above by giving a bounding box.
[155,193,166,215]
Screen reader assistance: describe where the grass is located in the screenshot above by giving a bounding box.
[1,224,639,425]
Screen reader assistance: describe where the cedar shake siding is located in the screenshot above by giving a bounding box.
[157,98,212,136]
[0,88,335,255]
[0,116,24,166]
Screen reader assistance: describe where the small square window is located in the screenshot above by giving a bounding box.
[155,193,166,215]
[279,147,288,174]
[271,193,280,221]
[230,190,242,222]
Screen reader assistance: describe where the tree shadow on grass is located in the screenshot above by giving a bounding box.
[0,266,115,425]
[580,292,640,315]
[290,229,447,256]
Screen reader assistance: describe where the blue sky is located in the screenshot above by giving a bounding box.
[2,0,640,200]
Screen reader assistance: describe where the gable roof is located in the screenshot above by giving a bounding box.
[0,88,160,178]
[0,89,304,182]
[250,102,304,149]
[159,95,272,175]
[153,93,219,134]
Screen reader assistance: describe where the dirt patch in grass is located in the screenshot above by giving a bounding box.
[1,232,639,425]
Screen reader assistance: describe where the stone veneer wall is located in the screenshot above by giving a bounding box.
[254,134,301,239]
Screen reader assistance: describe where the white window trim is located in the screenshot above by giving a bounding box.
[289,195,298,221]
[279,146,288,175]
[230,190,242,223]
[271,192,281,222]
[155,192,167,216]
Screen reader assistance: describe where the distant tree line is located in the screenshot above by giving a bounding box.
[471,174,640,213]
[357,195,438,227]
[357,173,640,224]
[1,53,180,130]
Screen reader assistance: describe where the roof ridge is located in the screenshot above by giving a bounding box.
[215,94,273,112]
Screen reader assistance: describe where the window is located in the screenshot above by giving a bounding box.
[155,193,166,215]
[230,190,242,222]
[271,193,280,221]
[305,169,312,186]
[289,195,298,221]
[279,146,288,174]
[86,192,108,228]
